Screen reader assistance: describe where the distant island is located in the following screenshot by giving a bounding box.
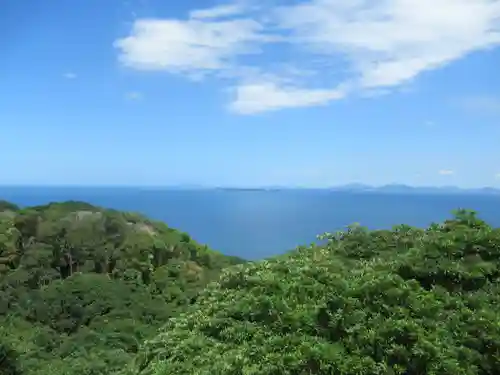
[328,183,500,195]
[215,184,500,195]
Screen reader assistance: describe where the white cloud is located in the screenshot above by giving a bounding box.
[63,72,77,79]
[114,0,500,114]
[114,17,268,74]
[439,169,455,175]
[229,82,346,113]
[274,0,500,88]
[496,173,500,179]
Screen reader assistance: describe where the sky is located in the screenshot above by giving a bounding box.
[1,0,500,188]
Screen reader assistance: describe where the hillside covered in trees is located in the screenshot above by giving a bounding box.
[1,201,500,375]
[0,200,244,375]
[131,209,500,375]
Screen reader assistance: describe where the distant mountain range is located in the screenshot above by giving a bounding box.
[215,184,500,195]
[326,184,500,195]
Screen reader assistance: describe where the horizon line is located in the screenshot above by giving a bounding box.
[0,184,498,191]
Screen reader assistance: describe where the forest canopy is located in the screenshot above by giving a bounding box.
[1,201,499,375]
[130,209,500,375]
[0,200,244,375]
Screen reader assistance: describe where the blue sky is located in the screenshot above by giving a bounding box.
[1,0,500,188]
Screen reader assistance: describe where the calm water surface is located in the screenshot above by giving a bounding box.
[1,187,499,260]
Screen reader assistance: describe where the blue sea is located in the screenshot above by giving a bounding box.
[1,187,500,260]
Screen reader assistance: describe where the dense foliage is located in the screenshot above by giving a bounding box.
[0,200,244,375]
[131,209,500,375]
[2,199,500,375]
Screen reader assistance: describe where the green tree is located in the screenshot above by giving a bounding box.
[0,341,22,375]
[132,211,500,375]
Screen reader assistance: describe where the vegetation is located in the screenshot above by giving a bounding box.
[1,199,499,374]
[0,200,244,375]
[131,209,500,375]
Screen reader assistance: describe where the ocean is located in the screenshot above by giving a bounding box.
[1,186,500,260]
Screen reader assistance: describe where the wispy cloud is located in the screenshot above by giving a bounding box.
[114,0,500,114]
[114,17,269,75]
[456,95,500,115]
[189,3,248,19]
[496,173,500,179]
[439,169,455,175]
[63,72,77,79]
[229,82,346,114]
